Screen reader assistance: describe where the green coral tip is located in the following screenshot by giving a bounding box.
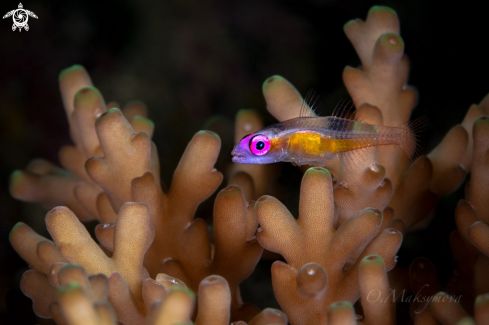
[328,301,353,311]
[170,285,196,300]
[456,318,476,325]
[362,254,385,265]
[59,263,83,272]
[56,282,83,297]
[197,130,220,140]
[305,166,331,177]
[476,293,489,305]
[236,108,258,119]
[369,5,397,16]
[262,75,283,89]
[9,222,25,241]
[58,64,85,81]
[343,19,357,30]
[133,115,155,128]
[9,169,23,193]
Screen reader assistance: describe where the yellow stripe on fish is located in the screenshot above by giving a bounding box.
[277,132,376,157]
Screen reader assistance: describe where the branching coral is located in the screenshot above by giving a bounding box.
[144,275,287,325]
[37,262,286,325]
[448,117,489,301]
[50,264,116,325]
[255,167,402,325]
[409,258,489,325]
[12,203,153,323]
[258,6,489,239]
[342,6,488,231]
[10,64,265,322]
[10,66,154,222]
[7,4,489,325]
[327,255,395,325]
[406,118,489,323]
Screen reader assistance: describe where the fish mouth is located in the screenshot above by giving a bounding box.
[231,152,244,162]
[231,149,247,163]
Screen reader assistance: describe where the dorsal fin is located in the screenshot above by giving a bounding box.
[299,89,320,118]
[331,98,356,120]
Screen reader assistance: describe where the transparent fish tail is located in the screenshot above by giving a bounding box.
[396,117,428,161]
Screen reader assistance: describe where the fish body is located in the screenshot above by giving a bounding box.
[232,115,419,166]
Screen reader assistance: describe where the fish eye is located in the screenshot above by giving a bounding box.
[256,141,265,150]
[249,134,270,156]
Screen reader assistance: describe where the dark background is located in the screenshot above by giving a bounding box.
[0,0,487,324]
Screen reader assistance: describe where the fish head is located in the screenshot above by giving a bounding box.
[232,128,286,164]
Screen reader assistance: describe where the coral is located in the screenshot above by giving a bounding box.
[49,264,116,325]
[254,167,401,325]
[447,117,489,302]
[327,255,395,325]
[409,259,489,325]
[10,66,154,222]
[12,203,153,323]
[10,65,263,323]
[261,6,486,232]
[7,4,489,325]
[407,118,489,323]
[342,6,487,231]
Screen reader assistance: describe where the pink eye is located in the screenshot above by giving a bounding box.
[249,134,270,155]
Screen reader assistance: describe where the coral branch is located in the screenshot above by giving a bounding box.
[46,204,153,312]
[255,167,402,325]
[244,308,288,325]
[59,65,95,147]
[195,275,231,325]
[11,65,156,222]
[468,222,489,257]
[429,292,470,325]
[86,108,160,211]
[210,185,263,319]
[466,117,489,224]
[262,75,315,121]
[10,160,94,221]
[409,258,442,321]
[343,6,416,186]
[9,222,67,274]
[334,149,393,226]
[341,7,489,232]
[12,204,153,323]
[359,255,395,325]
[20,269,57,318]
[145,287,193,325]
[327,302,356,325]
[448,116,489,298]
[129,130,222,283]
[475,294,489,324]
[52,265,116,325]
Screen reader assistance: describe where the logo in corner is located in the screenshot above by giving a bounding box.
[3,3,38,32]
